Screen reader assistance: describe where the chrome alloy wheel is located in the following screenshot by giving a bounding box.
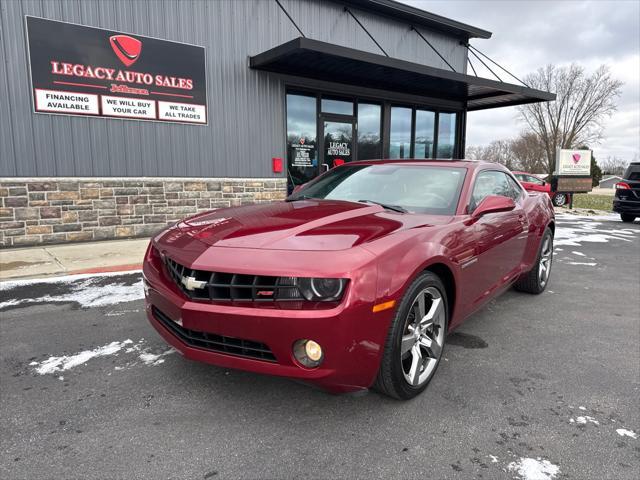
[538,235,553,287]
[553,193,567,207]
[400,286,445,387]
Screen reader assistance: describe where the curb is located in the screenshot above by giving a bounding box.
[67,263,143,275]
[0,263,143,283]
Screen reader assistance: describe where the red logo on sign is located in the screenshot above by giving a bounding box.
[572,153,581,164]
[109,35,142,67]
[300,137,305,145]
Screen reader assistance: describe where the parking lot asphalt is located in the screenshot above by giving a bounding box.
[1,214,639,480]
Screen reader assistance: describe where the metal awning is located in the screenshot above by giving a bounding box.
[249,37,555,111]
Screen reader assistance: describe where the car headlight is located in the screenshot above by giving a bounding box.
[298,278,346,301]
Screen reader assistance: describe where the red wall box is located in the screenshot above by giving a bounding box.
[272,157,283,173]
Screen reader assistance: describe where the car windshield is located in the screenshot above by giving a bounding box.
[288,164,467,215]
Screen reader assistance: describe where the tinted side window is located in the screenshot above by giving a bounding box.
[526,175,544,185]
[470,171,516,212]
[506,175,524,200]
[623,165,640,181]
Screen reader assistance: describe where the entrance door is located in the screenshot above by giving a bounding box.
[321,118,354,172]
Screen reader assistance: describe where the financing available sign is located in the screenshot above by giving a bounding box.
[555,149,592,176]
[26,16,207,125]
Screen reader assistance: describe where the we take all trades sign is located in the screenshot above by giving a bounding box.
[26,16,207,125]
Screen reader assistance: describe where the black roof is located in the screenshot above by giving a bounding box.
[339,0,492,39]
[250,37,555,111]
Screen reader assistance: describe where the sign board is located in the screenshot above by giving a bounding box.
[555,149,591,176]
[555,177,592,193]
[26,16,207,125]
[290,137,316,168]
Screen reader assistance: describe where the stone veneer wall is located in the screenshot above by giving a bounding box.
[0,178,287,248]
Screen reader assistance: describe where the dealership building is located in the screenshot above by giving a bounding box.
[0,0,554,247]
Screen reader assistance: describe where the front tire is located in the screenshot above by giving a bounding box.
[514,227,553,294]
[620,213,636,223]
[552,193,567,207]
[374,272,448,400]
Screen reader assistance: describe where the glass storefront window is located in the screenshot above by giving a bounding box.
[437,112,456,159]
[357,103,381,160]
[321,98,353,115]
[414,110,435,159]
[389,106,412,159]
[286,93,317,191]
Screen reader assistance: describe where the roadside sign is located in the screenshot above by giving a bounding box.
[555,177,592,193]
[555,149,592,176]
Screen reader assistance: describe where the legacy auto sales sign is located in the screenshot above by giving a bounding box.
[555,148,592,176]
[26,16,207,125]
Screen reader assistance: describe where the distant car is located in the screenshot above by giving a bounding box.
[512,171,570,207]
[613,162,640,223]
[143,160,555,400]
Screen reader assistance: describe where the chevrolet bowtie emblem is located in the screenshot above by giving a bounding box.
[181,275,207,291]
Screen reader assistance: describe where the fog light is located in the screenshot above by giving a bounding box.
[293,339,323,368]
[305,340,322,362]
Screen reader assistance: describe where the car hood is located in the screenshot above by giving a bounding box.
[171,200,446,251]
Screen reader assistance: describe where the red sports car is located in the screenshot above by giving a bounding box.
[143,160,555,399]
[512,171,571,207]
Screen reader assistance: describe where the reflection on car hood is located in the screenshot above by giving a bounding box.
[169,200,447,251]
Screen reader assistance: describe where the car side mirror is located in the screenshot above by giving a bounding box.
[541,181,546,186]
[471,195,516,219]
[292,183,306,194]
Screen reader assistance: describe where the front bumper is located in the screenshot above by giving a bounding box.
[143,248,393,393]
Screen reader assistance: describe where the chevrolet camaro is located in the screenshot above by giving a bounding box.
[142,160,555,399]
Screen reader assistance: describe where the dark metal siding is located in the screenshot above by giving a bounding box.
[0,0,468,178]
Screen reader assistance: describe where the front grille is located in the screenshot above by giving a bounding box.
[164,257,302,302]
[152,306,277,362]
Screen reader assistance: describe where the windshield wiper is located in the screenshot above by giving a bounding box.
[285,194,316,202]
[358,199,407,213]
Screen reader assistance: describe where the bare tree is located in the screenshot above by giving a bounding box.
[510,132,547,173]
[466,140,517,168]
[518,64,623,175]
[600,156,630,176]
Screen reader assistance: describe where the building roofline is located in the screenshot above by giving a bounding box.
[338,0,492,39]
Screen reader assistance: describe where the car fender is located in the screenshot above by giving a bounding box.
[365,231,459,313]
[521,194,555,270]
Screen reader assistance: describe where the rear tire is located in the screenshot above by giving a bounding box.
[552,193,567,207]
[374,272,448,400]
[514,227,553,294]
[620,213,636,223]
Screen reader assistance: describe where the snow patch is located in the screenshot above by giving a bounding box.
[616,428,637,439]
[554,217,636,247]
[105,308,141,317]
[566,262,597,266]
[30,338,176,375]
[139,349,175,366]
[0,273,143,309]
[0,270,141,288]
[578,406,586,410]
[507,457,560,480]
[576,416,599,425]
[489,455,498,463]
[571,251,586,256]
[33,339,134,374]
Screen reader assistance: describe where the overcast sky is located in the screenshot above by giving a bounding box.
[403,0,640,163]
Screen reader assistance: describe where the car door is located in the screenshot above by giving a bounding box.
[524,174,550,194]
[462,170,528,312]
[515,174,535,193]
